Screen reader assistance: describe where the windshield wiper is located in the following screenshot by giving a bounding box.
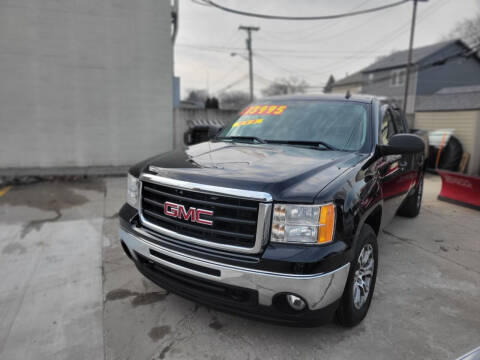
[266,140,340,151]
[215,136,267,144]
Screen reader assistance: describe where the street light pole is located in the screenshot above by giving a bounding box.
[402,0,423,115]
[239,25,259,102]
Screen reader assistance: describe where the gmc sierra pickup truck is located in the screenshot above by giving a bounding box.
[119,94,425,326]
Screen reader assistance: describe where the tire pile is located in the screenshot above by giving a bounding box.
[427,135,463,171]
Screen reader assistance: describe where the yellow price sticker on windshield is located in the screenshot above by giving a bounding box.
[233,118,263,127]
[240,105,287,116]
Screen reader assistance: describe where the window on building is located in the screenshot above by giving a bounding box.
[390,69,406,87]
[368,73,374,84]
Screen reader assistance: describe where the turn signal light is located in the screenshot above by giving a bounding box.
[317,203,335,244]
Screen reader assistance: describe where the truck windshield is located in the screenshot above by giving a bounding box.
[218,100,369,151]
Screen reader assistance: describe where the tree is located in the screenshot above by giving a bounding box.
[261,77,309,97]
[218,91,251,110]
[205,97,219,109]
[184,89,209,104]
[323,75,335,93]
[446,14,480,49]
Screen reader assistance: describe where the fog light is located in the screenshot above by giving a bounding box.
[286,294,306,311]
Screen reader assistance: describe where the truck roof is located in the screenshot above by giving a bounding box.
[263,93,376,104]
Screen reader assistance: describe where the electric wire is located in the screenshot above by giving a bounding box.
[213,74,249,95]
[258,0,375,42]
[197,0,409,21]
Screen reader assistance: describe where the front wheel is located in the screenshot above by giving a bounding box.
[336,224,378,327]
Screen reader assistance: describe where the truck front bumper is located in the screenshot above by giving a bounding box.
[120,226,350,324]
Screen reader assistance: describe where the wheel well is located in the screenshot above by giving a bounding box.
[364,207,382,236]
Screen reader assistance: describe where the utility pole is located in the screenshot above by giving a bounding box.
[239,25,259,102]
[403,0,427,115]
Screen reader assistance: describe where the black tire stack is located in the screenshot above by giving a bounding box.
[427,135,463,171]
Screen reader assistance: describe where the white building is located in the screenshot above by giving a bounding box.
[0,0,174,175]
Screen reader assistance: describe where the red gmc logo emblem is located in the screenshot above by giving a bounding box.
[164,201,213,226]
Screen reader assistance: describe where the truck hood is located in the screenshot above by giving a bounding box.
[131,141,365,202]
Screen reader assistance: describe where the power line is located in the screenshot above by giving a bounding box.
[295,0,449,78]
[213,74,249,95]
[190,0,210,6]
[254,73,275,85]
[197,0,409,21]
[218,41,480,97]
[258,0,375,42]
[254,53,313,79]
[260,8,385,45]
[254,52,388,60]
[258,42,480,94]
[176,43,389,54]
[211,61,246,91]
[360,43,480,88]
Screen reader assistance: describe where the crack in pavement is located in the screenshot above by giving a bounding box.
[104,288,169,307]
[20,209,62,239]
[157,341,174,360]
[383,230,480,275]
[105,212,119,220]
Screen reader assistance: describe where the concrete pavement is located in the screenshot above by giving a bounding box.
[1,175,479,360]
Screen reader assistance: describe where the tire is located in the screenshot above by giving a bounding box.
[438,136,463,171]
[336,224,378,327]
[397,172,423,218]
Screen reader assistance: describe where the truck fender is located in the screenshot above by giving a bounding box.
[351,201,383,256]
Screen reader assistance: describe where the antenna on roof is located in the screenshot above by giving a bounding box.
[345,89,351,99]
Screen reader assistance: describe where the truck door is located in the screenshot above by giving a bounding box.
[378,108,411,226]
[392,109,418,193]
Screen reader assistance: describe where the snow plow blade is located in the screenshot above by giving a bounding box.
[437,170,480,211]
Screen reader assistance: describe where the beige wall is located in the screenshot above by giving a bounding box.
[331,84,362,94]
[0,0,173,171]
[415,110,480,175]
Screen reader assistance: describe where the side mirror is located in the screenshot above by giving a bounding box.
[377,133,425,156]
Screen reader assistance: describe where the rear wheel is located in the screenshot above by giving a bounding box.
[336,224,378,327]
[397,172,423,218]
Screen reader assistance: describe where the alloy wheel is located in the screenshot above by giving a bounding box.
[353,244,375,310]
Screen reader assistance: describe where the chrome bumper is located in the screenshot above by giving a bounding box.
[119,227,350,311]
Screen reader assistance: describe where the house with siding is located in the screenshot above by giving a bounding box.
[333,40,480,174]
[330,71,363,94]
[415,85,480,175]
[334,40,480,124]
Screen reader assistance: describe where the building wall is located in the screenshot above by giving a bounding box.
[415,110,480,175]
[361,68,417,115]
[331,84,362,94]
[417,42,480,95]
[0,0,173,172]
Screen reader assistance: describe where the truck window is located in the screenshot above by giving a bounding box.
[381,110,397,144]
[220,100,369,151]
[391,110,405,133]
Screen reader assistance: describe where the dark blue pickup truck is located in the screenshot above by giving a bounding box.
[119,94,425,326]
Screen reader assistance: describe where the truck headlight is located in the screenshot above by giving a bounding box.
[271,203,335,244]
[127,174,140,208]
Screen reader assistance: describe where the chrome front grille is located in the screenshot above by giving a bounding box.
[139,173,272,254]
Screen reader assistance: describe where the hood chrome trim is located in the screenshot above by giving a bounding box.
[143,171,273,202]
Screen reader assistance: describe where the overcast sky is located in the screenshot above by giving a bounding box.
[174,0,480,97]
